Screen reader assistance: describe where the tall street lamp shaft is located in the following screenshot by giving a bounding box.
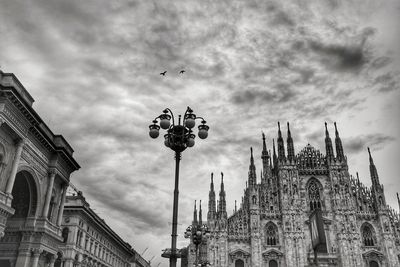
[170,151,181,267]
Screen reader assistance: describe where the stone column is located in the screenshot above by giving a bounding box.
[42,170,56,218]
[64,259,74,267]
[57,184,67,226]
[49,255,56,267]
[80,231,86,248]
[31,249,41,267]
[5,139,25,194]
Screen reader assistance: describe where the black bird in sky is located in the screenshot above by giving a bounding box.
[179,70,185,74]
[160,71,167,76]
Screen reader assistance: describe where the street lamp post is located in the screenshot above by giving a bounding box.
[149,107,209,267]
[184,224,210,267]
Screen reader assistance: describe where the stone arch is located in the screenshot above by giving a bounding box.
[10,170,39,218]
[306,178,323,211]
[269,259,278,267]
[265,222,278,246]
[235,259,244,267]
[361,222,376,247]
[16,165,42,215]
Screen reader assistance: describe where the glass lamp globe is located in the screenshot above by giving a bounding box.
[187,138,195,147]
[198,125,209,139]
[160,114,171,129]
[184,113,196,128]
[149,124,160,138]
[187,134,195,147]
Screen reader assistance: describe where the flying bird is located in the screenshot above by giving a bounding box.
[160,71,167,76]
[179,70,185,74]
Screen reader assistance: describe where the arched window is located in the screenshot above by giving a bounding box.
[62,227,69,243]
[265,222,278,246]
[369,260,379,267]
[269,259,278,267]
[11,171,38,218]
[235,259,244,267]
[362,224,375,247]
[308,179,322,211]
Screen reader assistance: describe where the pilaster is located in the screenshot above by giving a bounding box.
[42,169,56,218]
[57,184,67,226]
[5,138,25,194]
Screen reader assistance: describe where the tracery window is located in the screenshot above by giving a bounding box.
[265,222,278,245]
[362,224,375,247]
[308,179,322,211]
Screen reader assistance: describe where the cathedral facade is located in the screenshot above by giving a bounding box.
[187,122,400,267]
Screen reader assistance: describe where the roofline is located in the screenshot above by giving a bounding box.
[0,70,80,170]
[64,203,135,255]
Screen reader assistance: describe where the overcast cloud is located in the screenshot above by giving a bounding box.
[1,0,399,266]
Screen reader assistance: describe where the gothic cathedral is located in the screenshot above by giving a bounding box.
[187,122,400,267]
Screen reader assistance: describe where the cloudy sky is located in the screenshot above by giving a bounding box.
[1,0,400,265]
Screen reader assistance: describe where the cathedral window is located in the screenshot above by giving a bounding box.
[362,223,376,247]
[308,179,322,211]
[369,260,379,267]
[265,222,278,245]
[269,260,278,267]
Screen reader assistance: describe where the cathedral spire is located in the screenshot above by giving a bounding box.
[272,139,278,171]
[248,147,257,186]
[269,150,272,167]
[219,172,227,219]
[368,147,380,188]
[325,122,334,161]
[261,132,270,172]
[277,122,286,160]
[235,200,237,212]
[193,200,198,225]
[286,122,295,162]
[208,173,216,221]
[199,200,202,226]
[334,122,344,161]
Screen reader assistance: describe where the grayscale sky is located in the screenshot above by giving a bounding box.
[1,0,399,266]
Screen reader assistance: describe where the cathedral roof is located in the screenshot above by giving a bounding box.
[296,144,328,175]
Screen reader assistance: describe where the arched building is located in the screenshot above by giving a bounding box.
[0,70,80,266]
[0,70,150,267]
[188,122,400,267]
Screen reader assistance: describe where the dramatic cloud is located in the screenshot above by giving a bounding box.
[1,0,399,266]
[345,134,396,154]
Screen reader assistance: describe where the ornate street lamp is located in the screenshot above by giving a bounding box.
[149,107,209,267]
[184,224,210,267]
